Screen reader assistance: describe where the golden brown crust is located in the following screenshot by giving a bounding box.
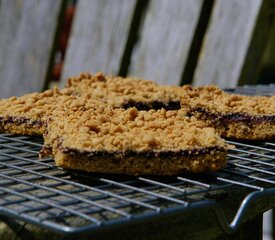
[54,148,227,176]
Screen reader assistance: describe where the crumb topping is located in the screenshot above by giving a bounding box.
[65,72,181,106]
[46,108,227,153]
[181,85,275,116]
[0,87,109,123]
[0,89,74,121]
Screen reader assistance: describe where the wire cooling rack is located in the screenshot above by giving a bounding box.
[0,85,274,237]
[0,134,274,236]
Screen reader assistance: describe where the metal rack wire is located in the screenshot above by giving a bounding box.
[0,86,274,237]
[0,132,274,236]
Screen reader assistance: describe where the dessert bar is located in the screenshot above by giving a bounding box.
[42,107,228,175]
[0,88,72,135]
[181,85,275,140]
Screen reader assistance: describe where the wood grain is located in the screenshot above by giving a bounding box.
[61,0,137,85]
[0,0,63,98]
[193,0,275,88]
[238,0,275,86]
[128,0,203,85]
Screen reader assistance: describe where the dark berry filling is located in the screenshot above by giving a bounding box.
[60,146,226,159]
[0,116,43,127]
[191,107,275,123]
[122,101,181,111]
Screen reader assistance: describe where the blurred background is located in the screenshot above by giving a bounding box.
[0,0,274,99]
[52,0,275,86]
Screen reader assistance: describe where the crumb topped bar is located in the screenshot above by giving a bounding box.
[181,85,275,140]
[0,88,72,135]
[42,108,228,175]
[0,86,109,135]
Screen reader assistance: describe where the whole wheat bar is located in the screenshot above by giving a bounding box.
[0,87,110,136]
[43,107,228,175]
[181,85,275,140]
[0,88,82,135]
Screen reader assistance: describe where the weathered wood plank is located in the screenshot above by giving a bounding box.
[193,0,275,88]
[61,0,137,85]
[262,22,275,69]
[128,0,203,85]
[258,6,275,84]
[0,0,63,98]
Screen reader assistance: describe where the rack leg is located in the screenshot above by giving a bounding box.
[273,209,275,239]
[218,214,263,240]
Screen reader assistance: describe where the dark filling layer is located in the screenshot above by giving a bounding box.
[122,101,181,111]
[190,107,275,124]
[39,144,52,157]
[60,146,226,159]
[0,116,44,128]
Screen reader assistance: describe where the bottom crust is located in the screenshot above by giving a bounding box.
[53,148,227,176]
[215,121,275,140]
[0,117,44,136]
